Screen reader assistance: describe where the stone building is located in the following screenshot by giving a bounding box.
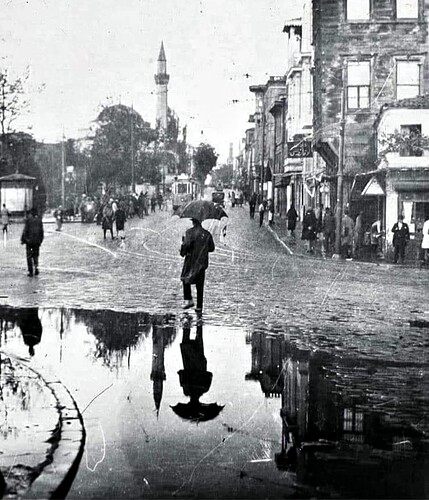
[249,77,286,201]
[312,0,429,214]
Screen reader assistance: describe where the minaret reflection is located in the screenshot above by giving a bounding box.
[171,320,224,423]
[17,308,42,357]
[150,318,175,417]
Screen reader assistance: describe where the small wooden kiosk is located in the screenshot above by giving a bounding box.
[0,173,36,215]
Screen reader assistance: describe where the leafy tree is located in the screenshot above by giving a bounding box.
[378,128,429,161]
[3,132,46,211]
[193,143,218,192]
[90,104,156,189]
[211,163,233,187]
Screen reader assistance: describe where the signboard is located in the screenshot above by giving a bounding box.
[287,141,313,158]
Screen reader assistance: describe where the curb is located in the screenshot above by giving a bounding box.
[1,354,86,499]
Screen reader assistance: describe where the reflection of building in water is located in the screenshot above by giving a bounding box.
[245,332,284,398]
[150,321,175,416]
[276,344,428,498]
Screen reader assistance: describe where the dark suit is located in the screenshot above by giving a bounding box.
[391,221,410,263]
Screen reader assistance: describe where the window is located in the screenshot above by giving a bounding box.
[346,0,370,20]
[399,124,423,156]
[397,0,419,18]
[347,61,370,109]
[397,61,420,99]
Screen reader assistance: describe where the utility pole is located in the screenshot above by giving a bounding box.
[260,111,266,201]
[130,105,135,193]
[334,66,346,257]
[61,133,65,207]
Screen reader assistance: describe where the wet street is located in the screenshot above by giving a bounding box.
[1,207,429,498]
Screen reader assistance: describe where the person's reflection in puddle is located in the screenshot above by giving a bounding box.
[16,308,42,357]
[171,317,224,423]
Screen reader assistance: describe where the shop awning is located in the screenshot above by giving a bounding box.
[362,176,385,196]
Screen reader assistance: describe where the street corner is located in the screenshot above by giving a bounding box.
[0,352,85,499]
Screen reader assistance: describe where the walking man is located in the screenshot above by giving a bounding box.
[21,208,44,277]
[180,218,215,314]
[286,203,298,237]
[2,203,10,245]
[392,214,410,264]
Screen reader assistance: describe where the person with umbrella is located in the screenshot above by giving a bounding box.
[175,199,226,312]
[180,218,215,313]
[171,322,224,423]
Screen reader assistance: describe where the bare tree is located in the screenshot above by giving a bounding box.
[0,66,30,158]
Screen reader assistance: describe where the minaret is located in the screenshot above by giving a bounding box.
[154,42,169,130]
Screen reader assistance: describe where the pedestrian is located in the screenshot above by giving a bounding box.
[391,214,410,264]
[180,218,215,313]
[249,193,257,219]
[286,203,298,237]
[353,210,365,259]
[111,198,118,214]
[421,217,429,265]
[267,199,274,226]
[54,205,63,231]
[370,219,383,258]
[322,207,336,254]
[102,201,115,240]
[157,192,163,211]
[2,203,10,242]
[315,204,324,235]
[21,207,44,277]
[115,202,127,246]
[341,209,355,259]
[17,308,42,357]
[238,193,244,207]
[151,195,157,213]
[231,191,236,208]
[258,200,265,227]
[302,208,318,253]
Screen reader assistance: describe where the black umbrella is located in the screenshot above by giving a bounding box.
[171,401,224,423]
[173,199,228,222]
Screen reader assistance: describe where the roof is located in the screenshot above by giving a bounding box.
[0,173,36,181]
[283,17,302,34]
[158,41,166,61]
[375,94,429,129]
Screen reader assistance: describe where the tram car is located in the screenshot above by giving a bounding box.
[171,175,200,211]
[211,181,225,207]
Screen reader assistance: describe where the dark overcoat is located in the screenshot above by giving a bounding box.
[180,225,215,284]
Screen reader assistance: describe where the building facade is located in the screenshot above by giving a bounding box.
[312,0,429,213]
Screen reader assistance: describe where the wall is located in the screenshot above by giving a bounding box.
[313,0,429,176]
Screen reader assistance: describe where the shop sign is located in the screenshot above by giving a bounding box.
[287,141,312,158]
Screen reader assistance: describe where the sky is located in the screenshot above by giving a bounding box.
[1,0,299,163]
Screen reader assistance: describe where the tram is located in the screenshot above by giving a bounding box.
[171,174,200,210]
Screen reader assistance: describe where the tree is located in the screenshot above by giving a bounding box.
[4,132,47,211]
[0,67,30,172]
[90,104,156,189]
[211,163,233,188]
[193,143,218,192]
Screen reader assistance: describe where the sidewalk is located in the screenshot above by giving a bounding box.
[267,215,427,268]
[0,353,85,499]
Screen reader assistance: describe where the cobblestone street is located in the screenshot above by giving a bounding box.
[1,206,428,363]
[1,206,429,498]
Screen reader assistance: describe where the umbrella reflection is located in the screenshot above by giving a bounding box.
[171,320,224,423]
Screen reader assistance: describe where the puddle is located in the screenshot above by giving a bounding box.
[0,307,428,498]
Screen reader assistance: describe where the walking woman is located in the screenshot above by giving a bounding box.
[286,203,298,237]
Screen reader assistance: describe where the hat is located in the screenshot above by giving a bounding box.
[398,214,404,220]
